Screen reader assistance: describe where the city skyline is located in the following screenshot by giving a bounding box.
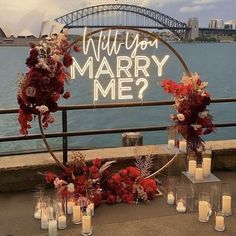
[0,0,235,36]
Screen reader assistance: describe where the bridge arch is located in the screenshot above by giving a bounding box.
[55,4,187,39]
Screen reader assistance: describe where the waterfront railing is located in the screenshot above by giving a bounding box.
[0,98,236,164]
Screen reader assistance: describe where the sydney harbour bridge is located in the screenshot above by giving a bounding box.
[55,4,236,40]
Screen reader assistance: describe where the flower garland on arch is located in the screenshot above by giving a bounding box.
[161,73,215,151]
[17,31,80,135]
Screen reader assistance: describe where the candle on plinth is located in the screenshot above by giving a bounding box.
[198,201,209,222]
[82,215,92,235]
[195,166,203,181]
[67,200,75,214]
[179,140,187,152]
[41,214,49,229]
[188,160,196,176]
[72,205,81,224]
[176,200,186,213]
[167,192,175,205]
[58,215,67,230]
[222,195,232,216]
[215,215,225,232]
[203,158,211,177]
[48,219,57,236]
[168,140,175,152]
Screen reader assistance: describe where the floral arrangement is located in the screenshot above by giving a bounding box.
[161,73,215,151]
[17,31,80,135]
[45,152,158,206]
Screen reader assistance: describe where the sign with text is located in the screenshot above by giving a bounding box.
[70,28,170,102]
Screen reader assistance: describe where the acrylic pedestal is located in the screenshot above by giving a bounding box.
[182,171,221,211]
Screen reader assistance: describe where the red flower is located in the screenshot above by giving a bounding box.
[126,167,141,179]
[93,192,102,206]
[107,194,117,204]
[119,169,128,176]
[76,175,87,186]
[89,166,99,174]
[121,193,134,204]
[92,158,101,168]
[45,172,56,183]
[139,178,157,192]
[73,45,81,53]
[63,53,73,67]
[111,173,121,184]
[63,91,71,99]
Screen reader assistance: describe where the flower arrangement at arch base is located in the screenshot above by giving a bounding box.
[161,73,215,152]
[45,152,158,206]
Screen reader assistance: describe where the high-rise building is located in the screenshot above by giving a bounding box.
[208,19,224,29]
[224,20,236,29]
[187,17,199,40]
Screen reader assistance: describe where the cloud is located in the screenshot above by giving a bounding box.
[193,0,223,4]
[179,4,216,13]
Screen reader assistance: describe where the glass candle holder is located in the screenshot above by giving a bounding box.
[168,126,177,152]
[222,183,232,216]
[48,210,58,236]
[210,185,221,212]
[198,192,211,222]
[179,138,187,153]
[215,211,225,232]
[66,195,75,215]
[176,187,187,213]
[166,176,176,205]
[86,201,95,217]
[41,203,49,230]
[72,201,82,225]
[81,211,92,236]
[195,164,203,181]
[33,192,43,220]
[57,198,67,230]
[202,147,212,178]
[188,152,197,177]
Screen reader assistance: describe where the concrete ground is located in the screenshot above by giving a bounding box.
[0,171,236,236]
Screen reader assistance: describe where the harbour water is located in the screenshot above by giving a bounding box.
[0,42,236,154]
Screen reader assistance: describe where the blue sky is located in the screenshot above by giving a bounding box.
[0,0,235,35]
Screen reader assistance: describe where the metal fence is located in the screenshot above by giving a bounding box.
[1,98,236,164]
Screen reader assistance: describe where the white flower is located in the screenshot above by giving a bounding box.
[67,183,75,193]
[54,178,67,188]
[191,124,202,131]
[25,86,36,97]
[36,105,49,114]
[198,111,208,119]
[177,113,185,121]
[36,58,48,70]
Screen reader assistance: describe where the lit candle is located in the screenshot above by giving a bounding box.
[67,200,75,214]
[176,200,186,213]
[82,215,92,234]
[167,192,175,205]
[222,195,232,216]
[48,219,57,236]
[58,202,63,212]
[188,160,196,176]
[72,205,81,224]
[198,201,209,222]
[215,215,225,231]
[168,140,175,152]
[179,140,187,152]
[34,209,41,219]
[58,215,67,230]
[41,214,49,229]
[87,203,95,216]
[195,167,203,181]
[203,158,211,177]
[48,206,54,219]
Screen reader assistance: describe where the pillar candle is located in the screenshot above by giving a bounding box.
[58,215,67,230]
[198,201,209,222]
[34,209,41,219]
[48,219,57,236]
[82,215,91,234]
[167,192,175,205]
[73,205,81,224]
[222,195,232,216]
[48,206,54,219]
[67,201,75,214]
[41,215,49,229]
[168,140,175,151]
[179,140,187,152]
[87,203,95,216]
[215,215,225,231]
[188,160,196,176]
[203,158,211,177]
[195,167,203,181]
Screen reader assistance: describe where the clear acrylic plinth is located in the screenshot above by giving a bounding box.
[182,171,221,211]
